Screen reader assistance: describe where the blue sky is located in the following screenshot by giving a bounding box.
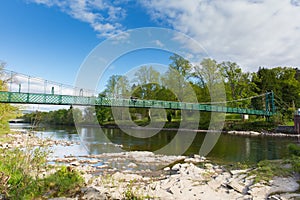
[0,1,159,88]
[1,0,300,95]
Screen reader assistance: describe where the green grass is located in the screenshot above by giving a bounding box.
[223,120,277,132]
[225,114,243,121]
[284,121,294,126]
[0,135,13,143]
[235,143,300,184]
[249,160,292,183]
[0,147,84,199]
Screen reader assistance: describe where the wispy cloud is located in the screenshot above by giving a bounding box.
[153,39,164,47]
[26,0,127,38]
[26,0,300,71]
[140,0,300,71]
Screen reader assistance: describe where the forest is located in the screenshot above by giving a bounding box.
[20,54,300,129]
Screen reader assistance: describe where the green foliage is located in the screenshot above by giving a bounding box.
[22,107,84,126]
[0,147,84,199]
[0,103,19,134]
[43,166,84,197]
[57,56,300,126]
[288,143,300,157]
[289,155,300,173]
[250,160,291,183]
[253,67,300,118]
[123,180,143,200]
[286,143,300,173]
[220,61,256,108]
[96,105,111,124]
[0,147,47,199]
[229,162,251,170]
[223,120,277,132]
[18,56,300,127]
[0,63,19,134]
[247,143,300,184]
[105,75,130,98]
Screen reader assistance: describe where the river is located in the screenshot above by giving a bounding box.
[10,123,300,165]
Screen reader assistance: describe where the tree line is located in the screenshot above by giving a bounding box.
[9,55,300,127]
[93,55,300,125]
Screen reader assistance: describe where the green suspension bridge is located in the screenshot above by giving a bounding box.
[0,70,275,116]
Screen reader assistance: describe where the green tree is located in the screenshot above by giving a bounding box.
[193,58,225,103]
[253,67,300,121]
[131,66,162,120]
[95,93,112,124]
[0,63,19,134]
[133,66,161,99]
[83,106,97,124]
[169,54,192,79]
[220,61,256,107]
[105,75,130,98]
[164,54,192,102]
[192,58,226,128]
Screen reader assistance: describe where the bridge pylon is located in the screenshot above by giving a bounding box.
[265,91,275,118]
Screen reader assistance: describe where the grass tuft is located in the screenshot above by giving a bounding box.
[0,147,84,199]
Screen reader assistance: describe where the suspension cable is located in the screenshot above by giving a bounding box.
[274,93,290,108]
[199,93,267,105]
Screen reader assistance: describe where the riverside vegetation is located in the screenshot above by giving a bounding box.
[17,55,300,129]
[2,55,300,198]
[1,132,300,199]
[0,137,84,199]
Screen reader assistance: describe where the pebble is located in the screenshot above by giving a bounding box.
[87,159,99,164]
[97,164,109,169]
[128,162,138,168]
[164,167,170,171]
[171,163,181,171]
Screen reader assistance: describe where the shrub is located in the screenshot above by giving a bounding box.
[250,160,291,183]
[43,166,84,197]
[288,143,300,157]
[0,147,84,199]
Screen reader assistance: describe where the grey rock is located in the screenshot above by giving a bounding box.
[268,195,281,200]
[80,187,107,200]
[163,167,170,171]
[128,162,137,168]
[227,180,247,194]
[171,163,181,171]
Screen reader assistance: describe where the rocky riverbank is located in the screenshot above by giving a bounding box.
[227,130,300,137]
[1,131,300,199]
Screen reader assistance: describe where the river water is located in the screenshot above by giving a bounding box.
[10,123,300,165]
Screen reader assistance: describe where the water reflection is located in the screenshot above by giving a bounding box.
[10,124,299,164]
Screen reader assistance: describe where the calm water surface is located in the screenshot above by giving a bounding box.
[10,124,300,164]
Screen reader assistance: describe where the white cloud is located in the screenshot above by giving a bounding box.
[153,39,164,47]
[140,0,300,71]
[27,0,127,38]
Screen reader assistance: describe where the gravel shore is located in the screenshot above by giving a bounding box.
[1,131,300,200]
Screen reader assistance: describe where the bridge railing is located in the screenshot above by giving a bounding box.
[0,69,97,97]
[0,69,275,116]
[0,91,274,116]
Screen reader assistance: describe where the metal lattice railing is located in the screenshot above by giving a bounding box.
[0,69,96,97]
[0,69,275,116]
[0,91,274,116]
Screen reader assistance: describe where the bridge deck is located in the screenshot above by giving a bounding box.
[0,91,273,116]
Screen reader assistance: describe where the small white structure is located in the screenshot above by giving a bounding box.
[242,114,249,121]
